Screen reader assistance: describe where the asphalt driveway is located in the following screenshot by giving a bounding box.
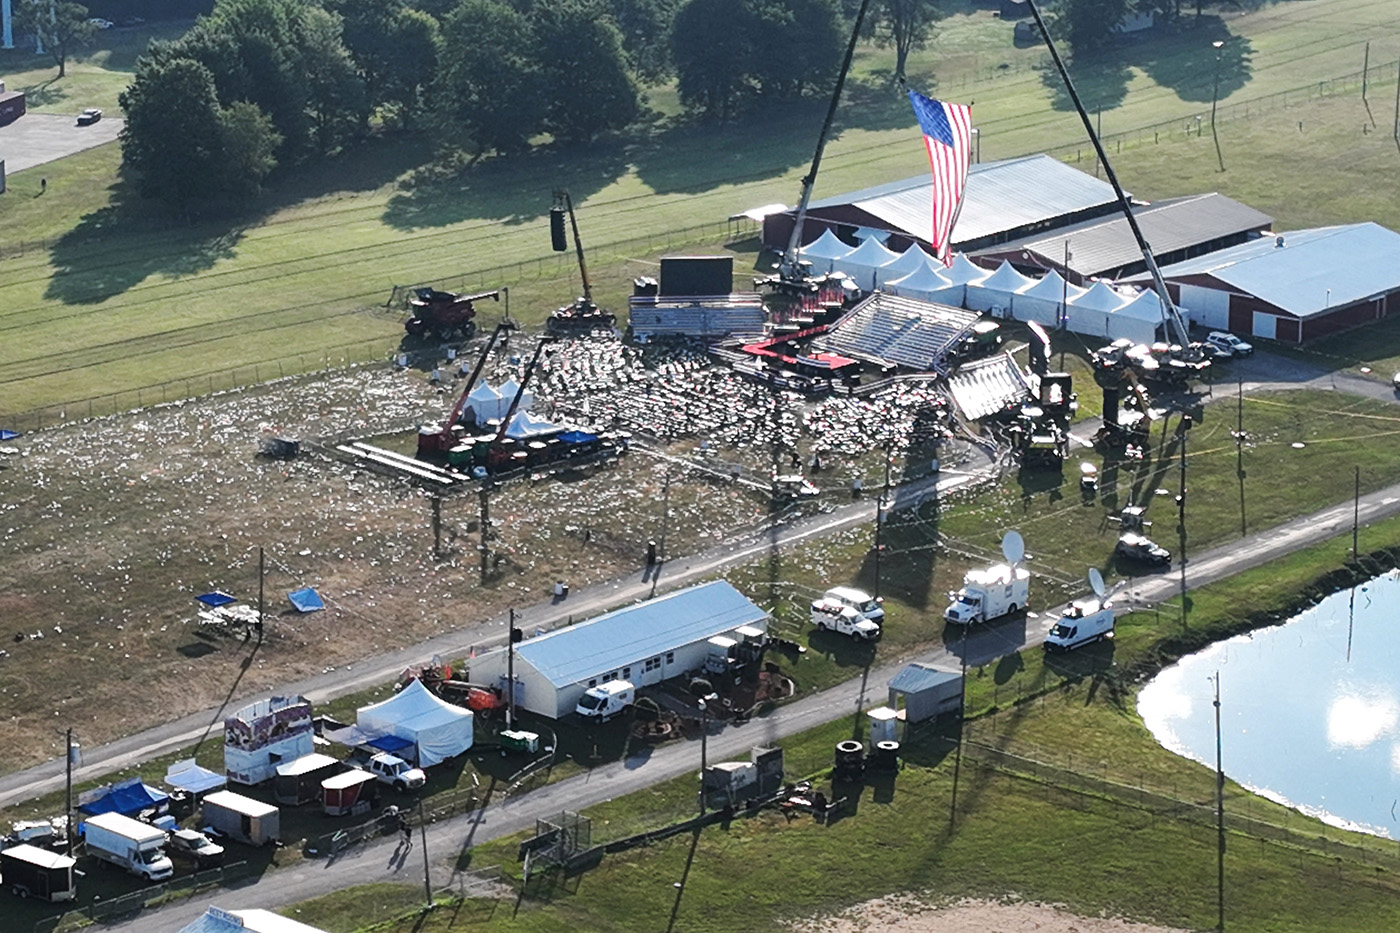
[0,110,123,175]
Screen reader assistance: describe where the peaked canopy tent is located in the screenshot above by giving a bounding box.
[287,588,324,613]
[1065,281,1129,339]
[497,377,534,412]
[1012,269,1085,327]
[466,380,505,426]
[943,254,991,286]
[1109,289,1169,344]
[504,410,560,440]
[78,777,170,817]
[837,236,900,291]
[797,228,853,273]
[966,260,1034,314]
[356,679,473,767]
[874,243,940,288]
[886,264,954,302]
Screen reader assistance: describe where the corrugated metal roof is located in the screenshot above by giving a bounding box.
[517,581,769,687]
[980,193,1273,276]
[889,662,962,694]
[801,155,1119,246]
[1127,223,1400,318]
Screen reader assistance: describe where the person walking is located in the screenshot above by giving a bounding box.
[399,814,412,848]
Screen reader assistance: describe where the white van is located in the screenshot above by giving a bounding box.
[576,680,635,721]
[816,586,884,622]
[1044,598,1115,650]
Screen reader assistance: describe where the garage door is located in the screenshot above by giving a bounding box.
[1178,284,1230,330]
[1252,311,1277,340]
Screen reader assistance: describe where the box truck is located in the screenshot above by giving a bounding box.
[944,531,1030,625]
[202,791,280,846]
[82,812,173,882]
[1,844,78,901]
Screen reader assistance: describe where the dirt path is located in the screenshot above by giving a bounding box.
[790,896,1190,933]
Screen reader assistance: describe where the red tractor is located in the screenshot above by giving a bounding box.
[405,288,498,341]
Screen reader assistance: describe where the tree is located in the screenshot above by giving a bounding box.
[748,0,843,97]
[379,8,443,126]
[671,0,753,119]
[610,0,678,83]
[1050,0,1132,56]
[301,6,367,151]
[117,57,230,207]
[217,101,284,195]
[433,0,544,160]
[16,0,96,77]
[869,0,944,81]
[534,3,639,143]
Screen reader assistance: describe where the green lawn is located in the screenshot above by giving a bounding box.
[2,1,1399,417]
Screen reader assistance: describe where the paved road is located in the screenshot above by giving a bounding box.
[0,452,991,810]
[100,473,1400,932]
[0,112,123,174]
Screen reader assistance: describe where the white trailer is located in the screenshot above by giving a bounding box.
[202,790,280,846]
[944,531,1030,625]
[82,812,173,882]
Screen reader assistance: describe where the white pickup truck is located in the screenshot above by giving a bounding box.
[810,599,881,640]
[361,753,427,791]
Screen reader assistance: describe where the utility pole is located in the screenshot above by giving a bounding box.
[65,728,75,857]
[506,608,516,729]
[418,799,433,909]
[1213,672,1225,932]
[1353,466,1360,562]
[1362,41,1370,107]
[1210,41,1226,172]
[658,468,673,564]
[478,484,490,584]
[874,446,892,598]
[257,546,265,642]
[1178,427,1189,629]
[698,696,710,816]
[1393,62,1400,142]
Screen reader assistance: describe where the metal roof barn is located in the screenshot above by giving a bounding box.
[469,580,770,719]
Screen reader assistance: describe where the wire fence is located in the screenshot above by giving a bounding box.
[34,861,251,933]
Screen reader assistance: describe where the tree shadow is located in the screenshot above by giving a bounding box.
[43,134,432,305]
[840,72,923,134]
[16,76,67,109]
[1136,18,1254,104]
[1038,51,1134,114]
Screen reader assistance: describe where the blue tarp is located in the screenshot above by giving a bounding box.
[557,431,599,445]
[196,591,237,608]
[78,777,170,817]
[288,587,325,613]
[0,430,19,441]
[367,734,415,755]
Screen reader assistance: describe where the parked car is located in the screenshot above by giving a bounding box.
[1115,533,1171,566]
[359,753,426,791]
[88,17,114,28]
[165,829,224,868]
[1206,331,1254,357]
[77,108,102,126]
[1392,372,1400,393]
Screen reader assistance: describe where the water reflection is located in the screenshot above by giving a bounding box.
[1139,569,1400,838]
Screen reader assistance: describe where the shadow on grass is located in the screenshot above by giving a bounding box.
[43,134,432,305]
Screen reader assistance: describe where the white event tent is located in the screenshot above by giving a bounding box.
[873,243,939,288]
[886,264,956,302]
[466,380,505,426]
[1012,269,1086,328]
[357,680,474,767]
[1110,289,1170,344]
[797,229,851,273]
[1065,281,1130,339]
[967,260,1035,314]
[839,237,901,291]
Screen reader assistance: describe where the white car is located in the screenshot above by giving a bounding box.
[1206,331,1254,357]
[88,17,114,29]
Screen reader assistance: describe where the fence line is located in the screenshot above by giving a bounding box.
[34,860,251,933]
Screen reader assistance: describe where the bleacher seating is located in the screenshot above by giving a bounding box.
[947,353,1031,420]
[819,293,980,371]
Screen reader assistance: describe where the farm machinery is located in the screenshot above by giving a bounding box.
[417,321,516,457]
[405,287,500,341]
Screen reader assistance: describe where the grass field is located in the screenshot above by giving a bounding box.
[2,0,1399,418]
[274,518,1400,933]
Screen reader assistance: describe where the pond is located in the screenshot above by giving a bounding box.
[1138,569,1400,838]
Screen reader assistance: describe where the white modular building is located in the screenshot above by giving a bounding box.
[469,580,771,719]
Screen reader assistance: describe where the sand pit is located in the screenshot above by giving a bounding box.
[791,895,1191,933]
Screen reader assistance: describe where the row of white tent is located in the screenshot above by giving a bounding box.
[798,228,1169,345]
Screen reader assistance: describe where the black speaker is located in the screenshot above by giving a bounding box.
[550,208,567,252]
[511,627,523,643]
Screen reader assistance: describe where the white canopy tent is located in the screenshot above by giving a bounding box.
[357,680,474,767]
[466,380,505,426]
[966,260,1035,314]
[797,228,852,273]
[872,243,938,288]
[505,410,560,440]
[943,254,991,287]
[1109,289,1169,344]
[1013,270,1086,328]
[838,237,901,291]
[497,377,533,414]
[885,264,955,302]
[1065,281,1129,339]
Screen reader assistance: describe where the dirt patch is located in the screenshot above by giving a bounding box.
[790,895,1190,933]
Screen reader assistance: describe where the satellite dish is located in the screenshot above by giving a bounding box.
[1001,530,1026,565]
[1089,567,1106,599]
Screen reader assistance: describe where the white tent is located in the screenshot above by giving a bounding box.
[872,244,937,288]
[1066,281,1129,338]
[505,410,559,440]
[943,254,991,287]
[838,237,901,291]
[885,264,954,302]
[497,377,533,414]
[357,680,473,767]
[1013,270,1086,328]
[466,380,504,427]
[797,228,852,273]
[967,260,1035,314]
[1110,289,1169,344]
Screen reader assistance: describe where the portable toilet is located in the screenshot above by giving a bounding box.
[321,770,378,817]
[202,790,280,846]
[866,706,899,744]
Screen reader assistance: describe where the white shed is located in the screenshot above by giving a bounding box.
[469,580,770,719]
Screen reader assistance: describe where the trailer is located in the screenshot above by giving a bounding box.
[202,791,280,846]
[1,844,77,902]
[274,753,345,806]
[321,769,378,817]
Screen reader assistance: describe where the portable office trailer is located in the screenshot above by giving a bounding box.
[202,791,280,846]
[321,770,378,816]
[274,753,344,806]
[1,844,77,902]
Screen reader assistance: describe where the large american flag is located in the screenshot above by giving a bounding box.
[908,89,973,266]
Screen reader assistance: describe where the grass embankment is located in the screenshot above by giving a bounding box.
[2,0,1398,417]
[282,513,1400,933]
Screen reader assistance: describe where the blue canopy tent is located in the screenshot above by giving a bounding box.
[196,592,237,608]
[366,734,415,756]
[78,777,171,817]
[287,587,325,613]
